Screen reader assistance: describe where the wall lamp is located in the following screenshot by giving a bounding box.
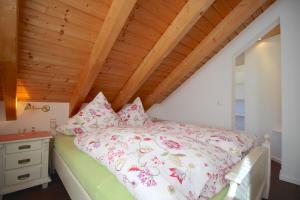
[24,103,50,112]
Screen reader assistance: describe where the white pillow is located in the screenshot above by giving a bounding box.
[118,97,152,127]
[57,92,120,135]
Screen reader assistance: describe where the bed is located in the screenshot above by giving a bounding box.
[54,133,231,200]
[52,123,270,200]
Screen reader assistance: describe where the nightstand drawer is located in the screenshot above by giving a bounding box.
[5,150,42,170]
[0,132,51,195]
[4,165,41,186]
[5,140,42,154]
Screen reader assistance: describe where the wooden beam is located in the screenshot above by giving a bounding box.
[144,0,269,109]
[261,24,280,40]
[0,0,19,120]
[112,0,215,110]
[69,0,137,116]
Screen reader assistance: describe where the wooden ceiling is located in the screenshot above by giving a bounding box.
[0,0,275,119]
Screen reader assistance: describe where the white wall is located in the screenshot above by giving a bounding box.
[279,0,300,186]
[148,0,300,185]
[148,47,233,128]
[244,35,281,161]
[0,101,69,134]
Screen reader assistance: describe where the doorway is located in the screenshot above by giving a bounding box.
[233,24,282,162]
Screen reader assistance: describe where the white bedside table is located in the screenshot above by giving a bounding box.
[0,132,52,200]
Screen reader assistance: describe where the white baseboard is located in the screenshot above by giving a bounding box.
[279,171,300,185]
[271,156,281,163]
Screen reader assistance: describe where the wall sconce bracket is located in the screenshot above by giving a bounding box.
[24,103,50,112]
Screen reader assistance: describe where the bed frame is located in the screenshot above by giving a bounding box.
[52,134,270,200]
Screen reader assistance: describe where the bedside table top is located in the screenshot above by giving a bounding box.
[0,131,52,143]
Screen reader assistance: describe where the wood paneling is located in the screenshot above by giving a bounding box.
[112,0,215,110]
[85,0,187,102]
[15,0,110,103]
[134,0,235,101]
[0,0,275,112]
[0,0,19,120]
[69,0,137,116]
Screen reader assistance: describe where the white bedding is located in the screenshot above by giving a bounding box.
[74,121,256,200]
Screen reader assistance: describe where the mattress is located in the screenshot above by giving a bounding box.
[54,133,229,200]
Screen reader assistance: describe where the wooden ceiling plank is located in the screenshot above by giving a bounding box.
[203,6,223,26]
[24,0,104,32]
[20,7,99,43]
[108,49,147,61]
[180,35,202,49]
[19,50,84,68]
[133,6,169,32]
[171,44,193,57]
[0,0,19,120]
[19,37,89,62]
[119,26,158,46]
[111,42,149,58]
[19,58,82,73]
[19,35,90,57]
[212,0,233,17]
[57,0,111,19]
[226,0,241,9]
[124,20,162,42]
[69,0,137,116]
[20,23,94,53]
[138,0,185,25]
[107,49,142,66]
[19,63,80,76]
[17,82,75,89]
[195,17,214,34]
[144,0,269,109]
[112,0,215,110]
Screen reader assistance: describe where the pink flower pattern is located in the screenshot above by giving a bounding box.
[137,168,157,187]
[56,92,120,135]
[74,128,84,135]
[74,120,256,200]
[163,140,181,150]
[118,97,152,127]
[169,168,185,184]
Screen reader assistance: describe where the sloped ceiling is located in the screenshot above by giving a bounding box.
[0,0,275,119]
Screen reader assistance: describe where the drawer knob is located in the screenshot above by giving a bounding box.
[18,145,31,150]
[18,158,31,164]
[17,173,30,180]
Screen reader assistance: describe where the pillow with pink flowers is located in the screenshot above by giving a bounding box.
[118,97,152,127]
[56,92,120,135]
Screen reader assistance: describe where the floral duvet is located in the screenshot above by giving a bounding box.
[74,121,256,200]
